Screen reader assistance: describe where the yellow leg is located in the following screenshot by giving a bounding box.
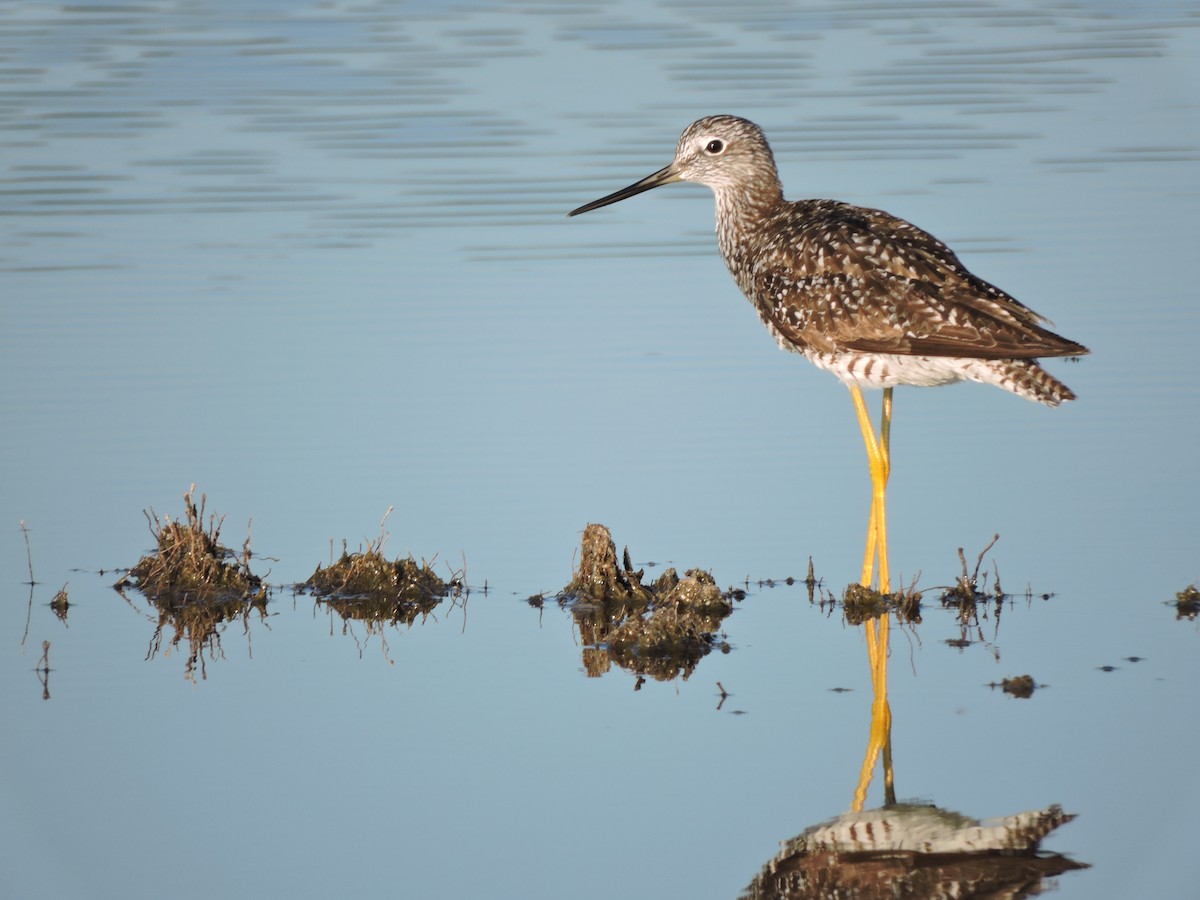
[850,386,897,811]
[849,386,892,593]
[878,388,893,593]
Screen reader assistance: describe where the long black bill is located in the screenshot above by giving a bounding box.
[567,164,681,217]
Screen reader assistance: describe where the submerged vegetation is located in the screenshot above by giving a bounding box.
[999,674,1037,698]
[557,523,734,682]
[17,487,1092,690]
[932,535,1017,653]
[304,510,463,658]
[114,486,267,680]
[106,492,464,673]
[306,540,449,612]
[939,534,1006,613]
[1175,584,1199,620]
[842,581,922,625]
[49,585,70,624]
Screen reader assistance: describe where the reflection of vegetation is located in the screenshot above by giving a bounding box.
[742,803,1086,899]
[114,487,268,681]
[137,590,268,681]
[557,524,734,682]
[304,520,459,658]
[36,641,51,701]
[1175,584,1199,620]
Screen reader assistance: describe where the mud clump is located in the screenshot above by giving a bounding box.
[1175,584,1200,620]
[1000,674,1037,698]
[565,522,654,607]
[842,582,922,625]
[305,536,450,629]
[559,524,734,682]
[49,585,70,623]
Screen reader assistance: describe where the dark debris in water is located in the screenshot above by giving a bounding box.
[842,581,922,625]
[49,584,70,624]
[991,674,1038,698]
[558,523,735,683]
[1174,584,1199,620]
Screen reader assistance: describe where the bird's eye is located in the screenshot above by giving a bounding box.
[705,139,725,155]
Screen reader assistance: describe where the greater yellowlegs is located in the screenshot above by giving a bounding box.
[568,115,1088,591]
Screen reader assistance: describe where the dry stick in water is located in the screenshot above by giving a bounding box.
[20,520,35,649]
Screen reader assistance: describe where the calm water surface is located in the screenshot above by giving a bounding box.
[2,2,1199,898]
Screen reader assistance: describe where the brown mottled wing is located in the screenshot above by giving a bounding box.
[751,201,1088,360]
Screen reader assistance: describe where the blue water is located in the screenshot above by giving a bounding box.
[2,2,1199,898]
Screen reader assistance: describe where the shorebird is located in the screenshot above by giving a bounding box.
[568,115,1087,592]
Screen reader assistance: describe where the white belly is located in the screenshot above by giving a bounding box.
[806,351,978,389]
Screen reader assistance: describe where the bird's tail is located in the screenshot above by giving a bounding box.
[975,359,1078,407]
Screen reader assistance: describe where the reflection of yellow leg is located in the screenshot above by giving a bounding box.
[850,386,892,593]
[851,614,893,811]
[876,614,895,806]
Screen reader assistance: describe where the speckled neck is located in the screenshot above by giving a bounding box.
[713,174,783,259]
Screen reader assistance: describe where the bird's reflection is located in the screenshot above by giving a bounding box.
[743,608,1087,898]
[852,613,894,813]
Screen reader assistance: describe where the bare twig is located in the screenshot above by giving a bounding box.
[20,520,35,585]
[20,521,35,649]
[972,534,1001,586]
